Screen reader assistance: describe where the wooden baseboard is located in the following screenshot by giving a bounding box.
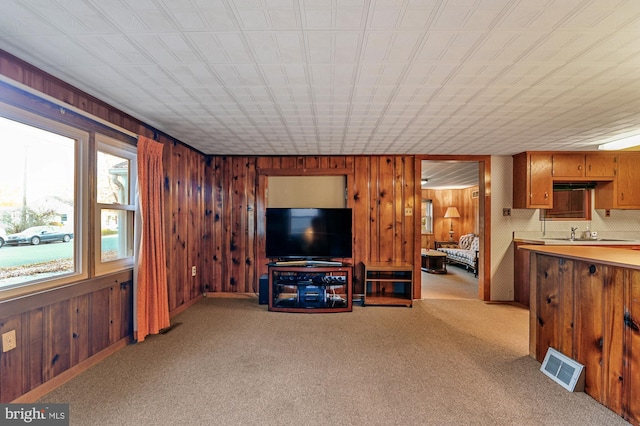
[169,294,204,317]
[204,292,257,299]
[11,337,131,403]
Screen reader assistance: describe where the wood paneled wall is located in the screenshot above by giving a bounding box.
[0,272,133,403]
[421,186,479,249]
[163,140,210,312]
[352,156,417,296]
[255,155,417,297]
[0,50,208,402]
[209,156,257,294]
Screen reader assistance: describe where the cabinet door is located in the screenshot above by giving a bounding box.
[585,153,616,178]
[552,154,585,177]
[529,153,553,208]
[616,155,640,207]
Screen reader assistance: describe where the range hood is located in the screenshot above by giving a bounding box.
[553,182,597,191]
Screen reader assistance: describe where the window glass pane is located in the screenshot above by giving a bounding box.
[422,199,433,233]
[100,209,132,262]
[97,151,129,204]
[0,117,76,288]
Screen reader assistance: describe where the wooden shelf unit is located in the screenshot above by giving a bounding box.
[268,265,352,313]
[363,262,413,307]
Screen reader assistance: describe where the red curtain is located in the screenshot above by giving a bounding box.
[135,136,169,342]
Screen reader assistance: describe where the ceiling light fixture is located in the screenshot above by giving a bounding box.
[598,135,640,151]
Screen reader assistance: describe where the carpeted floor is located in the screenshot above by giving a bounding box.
[420,263,479,300]
[39,272,628,425]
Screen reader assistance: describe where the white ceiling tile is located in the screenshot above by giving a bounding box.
[335,8,366,29]
[399,8,435,28]
[268,9,300,29]
[304,10,332,28]
[3,0,640,155]
[237,10,269,28]
[370,8,401,29]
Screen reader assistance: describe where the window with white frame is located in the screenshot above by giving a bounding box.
[95,135,136,275]
[422,199,433,233]
[0,106,88,295]
[0,103,137,298]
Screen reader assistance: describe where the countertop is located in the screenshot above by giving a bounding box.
[513,231,640,246]
[518,245,640,270]
[514,237,640,246]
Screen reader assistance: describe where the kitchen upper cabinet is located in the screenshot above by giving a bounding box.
[617,154,640,207]
[552,153,618,179]
[514,151,638,210]
[595,153,640,209]
[552,154,585,178]
[585,153,617,178]
[513,152,553,209]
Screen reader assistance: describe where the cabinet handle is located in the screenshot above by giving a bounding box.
[544,192,548,199]
[578,164,582,171]
[588,164,591,171]
[621,193,624,200]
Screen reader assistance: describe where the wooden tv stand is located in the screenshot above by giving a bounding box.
[268,264,352,313]
[363,261,413,307]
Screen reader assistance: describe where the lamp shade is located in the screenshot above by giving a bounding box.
[444,207,460,219]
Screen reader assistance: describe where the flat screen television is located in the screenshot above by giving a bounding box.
[265,208,352,259]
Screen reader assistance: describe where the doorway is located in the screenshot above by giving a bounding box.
[417,156,491,301]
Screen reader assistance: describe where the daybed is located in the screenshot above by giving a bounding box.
[435,233,479,276]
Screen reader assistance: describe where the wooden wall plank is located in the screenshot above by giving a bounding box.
[627,270,640,424]
[305,156,319,169]
[394,156,405,262]
[574,261,605,402]
[221,157,237,292]
[245,157,257,294]
[280,157,297,169]
[0,314,24,402]
[352,156,370,295]
[229,157,246,292]
[535,255,574,362]
[202,157,214,294]
[211,156,226,293]
[378,157,395,262]
[109,282,133,344]
[26,309,43,393]
[43,300,71,382]
[71,295,90,366]
[603,267,625,416]
[329,157,345,169]
[89,288,111,357]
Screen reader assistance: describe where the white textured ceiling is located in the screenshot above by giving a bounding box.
[2,0,640,156]
[422,160,477,189]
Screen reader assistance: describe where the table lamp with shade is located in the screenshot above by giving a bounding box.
[444,207,460,242]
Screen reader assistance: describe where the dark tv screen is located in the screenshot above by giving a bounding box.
[265,208,352,259]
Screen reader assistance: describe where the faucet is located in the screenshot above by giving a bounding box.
[570,227,577,241]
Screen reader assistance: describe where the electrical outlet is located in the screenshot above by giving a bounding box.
[191,266,197,277]
[2,330,17,352]
[502,208,511,217]
[405,208,413,216]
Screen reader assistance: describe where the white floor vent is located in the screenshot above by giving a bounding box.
[540,347,585,392]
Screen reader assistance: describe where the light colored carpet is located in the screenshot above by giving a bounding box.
[420,263,479,300]
[39,288,628,425]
